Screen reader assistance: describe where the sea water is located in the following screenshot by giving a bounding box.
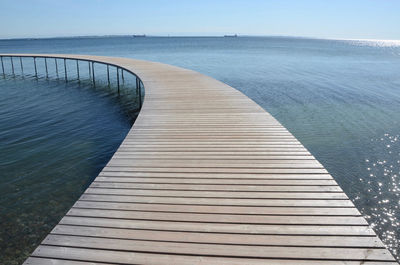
[0,36,399,263]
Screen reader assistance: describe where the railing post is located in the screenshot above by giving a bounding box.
[1,56,4,76]
[76,60,80,81]
[55,58,58,78]
[64,58,68,82]
[19,57,23,75]
[136,77,139,95]
[139,80,142,107]
[122,69,125,84]
[88,61,91,81]
[116,67,120,94]
[107,64,110,86]
[10,57,15,76]
[34,57,38,78]
[45,58,48,78]
[91,62,95,87]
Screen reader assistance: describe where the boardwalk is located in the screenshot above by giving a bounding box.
[3,54,395,264]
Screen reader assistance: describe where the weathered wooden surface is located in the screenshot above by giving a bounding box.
[2,54,394,264]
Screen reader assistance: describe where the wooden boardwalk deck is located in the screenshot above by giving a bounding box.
[6,54,395,264]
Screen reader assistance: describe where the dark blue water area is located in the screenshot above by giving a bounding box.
[0,76,132,264]
[1,36,400,261]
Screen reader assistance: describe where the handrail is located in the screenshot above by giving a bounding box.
[0,54,144,108]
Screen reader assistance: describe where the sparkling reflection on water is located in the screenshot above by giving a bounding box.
[361,133,400,257]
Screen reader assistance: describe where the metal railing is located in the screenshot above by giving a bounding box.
[0,55,143,108]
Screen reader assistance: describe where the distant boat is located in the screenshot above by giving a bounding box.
[133,34,146,38]
[224,34,238,37]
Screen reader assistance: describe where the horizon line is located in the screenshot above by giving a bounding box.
[0,34,399,42]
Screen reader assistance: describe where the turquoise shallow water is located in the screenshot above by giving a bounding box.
[0,37,400,262]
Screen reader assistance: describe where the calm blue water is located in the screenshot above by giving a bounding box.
[0,65,138,264]
[1,36,399,262]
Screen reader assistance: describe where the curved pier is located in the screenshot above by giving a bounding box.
[1,54,396,264]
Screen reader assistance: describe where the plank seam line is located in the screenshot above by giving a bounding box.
[48,233,386,249]
[26,257,116,265]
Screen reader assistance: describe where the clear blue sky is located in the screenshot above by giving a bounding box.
[1,0,399,40]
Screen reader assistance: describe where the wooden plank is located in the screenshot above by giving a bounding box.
[112,155,316,160]
[116,148,310,153]
[101,167,329,174]
[80,194,354,207]
[97,172,334,179]
[26,247,397,265]
[106,159,325,167]
[41,235,395,261]
[131,128,293,132]
[119,144,306,149]
[90,181,343,192]
[115,150,313,155]
[52,225,383,248]
[84,188,348,199]
[113,152,312,156]
[66,208,367,225]
[73,201,362,216]
[59,216,375,236]
[95,177,338,185]
[120,141,304,145]
[122,141,297,145]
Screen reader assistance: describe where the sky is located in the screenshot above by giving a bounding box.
[0,0,399,40]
